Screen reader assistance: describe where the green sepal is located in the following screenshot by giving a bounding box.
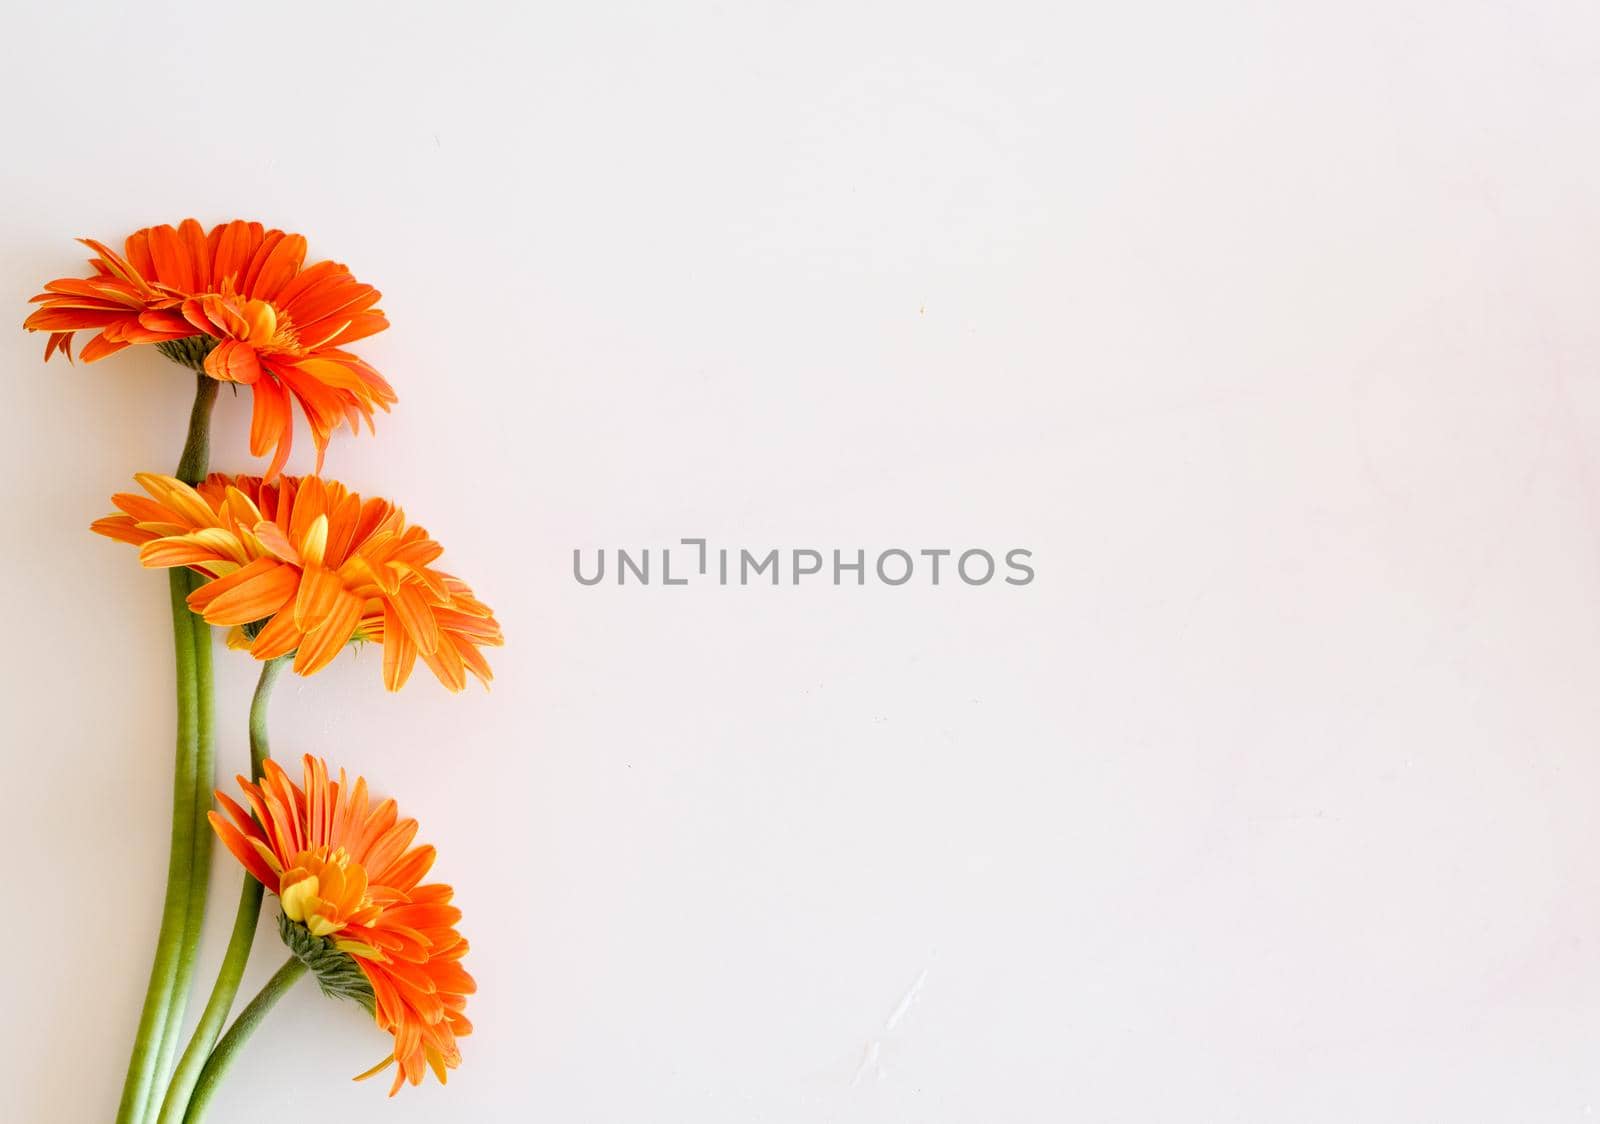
[156,335,217,372]
[276,912,376,1014]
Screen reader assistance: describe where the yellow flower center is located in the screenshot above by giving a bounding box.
[277,846,370,938]
[235,296,304,354]
[205,283,305,355]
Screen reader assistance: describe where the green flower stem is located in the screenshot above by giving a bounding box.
[147,567,217,1118]
[156,656,288,1124]
[174,374,218,485]
[116,374,219,1124]
[184,957,308,1124]
[247,658,287,771]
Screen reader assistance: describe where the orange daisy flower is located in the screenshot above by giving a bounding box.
[210,755,474,1094]
[25,219,397,478]
[93,473,502,692]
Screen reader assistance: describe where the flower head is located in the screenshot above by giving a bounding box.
[26,219,396,479]
[93,473,501,691]
[210,755,474,1094]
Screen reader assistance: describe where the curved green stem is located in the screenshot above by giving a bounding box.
[174,375,219,486]
[148,569,216,1115]
[117,574,201,1124]
[156,657,287,1124]
[247,658,287,772]
[184,957,307,1124]
[116,373,219,1124]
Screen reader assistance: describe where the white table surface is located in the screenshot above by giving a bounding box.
[4,2,1599,1120]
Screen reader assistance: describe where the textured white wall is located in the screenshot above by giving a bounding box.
[4,2,1600,1120]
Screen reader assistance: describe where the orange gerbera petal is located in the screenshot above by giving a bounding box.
[26,219,397,480]
[93,473,502,691]
[187,558,301,625]
[210,755,473,1095]
[204,339,262,385]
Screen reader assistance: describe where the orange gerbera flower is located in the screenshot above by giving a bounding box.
[93,473,502,691]
[210,755,474,1094]
[25,219,396,479]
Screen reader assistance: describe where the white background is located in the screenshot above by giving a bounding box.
[3,2,1599,1120]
